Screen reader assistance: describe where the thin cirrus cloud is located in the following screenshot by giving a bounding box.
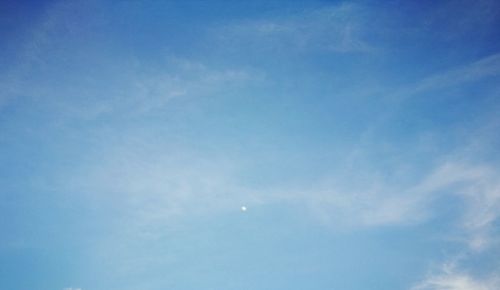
[213,3,373,53]
[411,262,500,290]
[0,0,261,118]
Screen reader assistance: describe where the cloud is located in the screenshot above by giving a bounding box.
[412,273,494,290]
[409,53,500,96]
[297,160,500,233]
[0,1,262,118]
[2,47,258,118]
[411,262,499,290]
[51,137,266,241]
[215,3,373,53]
[335,52,500,232]
[419,162,500,250]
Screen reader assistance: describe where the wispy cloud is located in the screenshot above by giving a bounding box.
[0,1,262,118]
[2,52,259,119]
[411,262,499,290]
[418,162,500,251]
[406,53,500,97]
[294,159,500,234]
[215,3,373,53]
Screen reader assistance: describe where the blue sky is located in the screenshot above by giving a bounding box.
[1,1,500,289]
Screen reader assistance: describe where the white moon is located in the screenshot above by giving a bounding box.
[241,206,247,212]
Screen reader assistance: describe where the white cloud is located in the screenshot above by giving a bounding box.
[330,52,500,234]
[409,53,500,96]
[412,273,493,290]
[423,162,500,251]
[215,3,373,53]
[0,1,262,118]
[411,263,499,290]
[1,52,258,119]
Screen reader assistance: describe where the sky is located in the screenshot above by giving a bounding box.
[1,0,500,289]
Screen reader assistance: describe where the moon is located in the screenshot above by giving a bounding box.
[241,206,247,212]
